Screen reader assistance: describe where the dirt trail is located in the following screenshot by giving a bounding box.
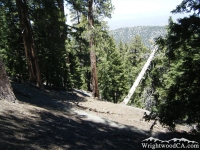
[74,90,191,134]
[0,82,199,150]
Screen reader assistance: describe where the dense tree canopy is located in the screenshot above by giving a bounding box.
[144,0,200,129]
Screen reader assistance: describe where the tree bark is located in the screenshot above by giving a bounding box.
[123,47,158,105]
[88,0,99,98]
[0,58,17,102]
[16,0,43,88]
[57,0,65,13]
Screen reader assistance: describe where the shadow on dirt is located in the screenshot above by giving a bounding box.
[11,82,86,111]
[0,109,149,150]
[0,109,199,150]
[0,82,198,149]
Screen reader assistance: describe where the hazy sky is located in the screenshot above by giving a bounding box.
[106,0,186,30]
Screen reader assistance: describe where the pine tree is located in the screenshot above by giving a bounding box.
[77,0,114,97]
[146,0,200,129]
[69,11,90,90]
[30,0,69,89]
[123,35,150,106]
[98,34,128,103]
[0,0,115,94]
[0,0,27,80]
[15,0,43,88]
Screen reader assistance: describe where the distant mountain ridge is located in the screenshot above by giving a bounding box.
[110,26,167,48]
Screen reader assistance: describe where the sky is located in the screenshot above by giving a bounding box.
[106,0,186,30]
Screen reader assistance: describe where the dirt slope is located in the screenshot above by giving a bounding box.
[0,82,199,150]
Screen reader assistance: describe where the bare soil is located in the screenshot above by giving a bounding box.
[0,82,199,150]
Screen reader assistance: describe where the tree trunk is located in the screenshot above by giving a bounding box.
[0,58,17,102]
[57,0,66,34]
[123,47,158,105]
[88,0,99,98]
[16,0,43,88]
[57,0,64,13]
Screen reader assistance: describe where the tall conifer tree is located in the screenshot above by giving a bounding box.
[146,0,200,129]
[15,0,43,88]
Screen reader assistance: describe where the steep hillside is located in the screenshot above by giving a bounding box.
[110,26,167,48]
[0,82,199,149]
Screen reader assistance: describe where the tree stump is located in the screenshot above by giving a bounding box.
[0,58,17,102]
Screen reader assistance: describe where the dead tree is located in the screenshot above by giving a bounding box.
[123,46,158,105]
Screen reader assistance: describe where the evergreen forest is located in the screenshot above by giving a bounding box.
[0,0,200,131]
[111,26,167,48]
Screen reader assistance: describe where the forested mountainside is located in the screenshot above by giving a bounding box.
[110,26,167,48]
